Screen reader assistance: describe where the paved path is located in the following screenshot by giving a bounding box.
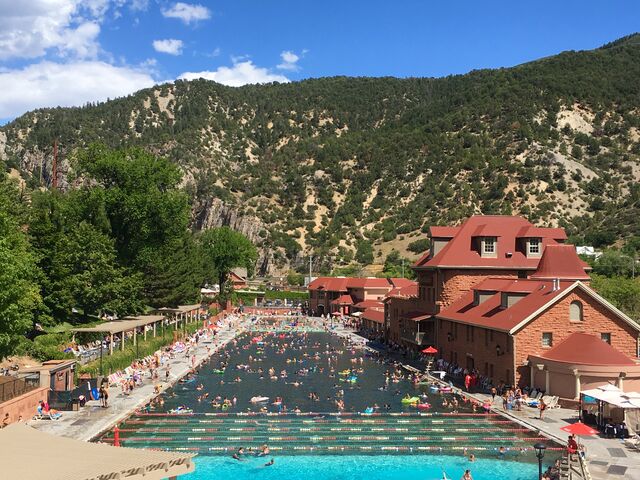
[30,317,247,442]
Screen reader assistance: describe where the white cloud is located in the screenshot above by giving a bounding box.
[0,60,155,119]
[152,38,184,55]
[0,0,108,60]
[161,2,210,24]
[179,61,288,87]
[277,50,302,71]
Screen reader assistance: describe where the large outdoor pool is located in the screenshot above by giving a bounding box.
[183,454,543,480]
[99,324,561,478]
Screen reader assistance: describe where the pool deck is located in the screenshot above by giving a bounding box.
[28,315,248,441]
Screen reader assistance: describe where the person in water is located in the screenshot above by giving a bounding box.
[264,459,274,466]
[461,470,473,480]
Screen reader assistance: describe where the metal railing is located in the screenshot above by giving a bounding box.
[0,373,41,403]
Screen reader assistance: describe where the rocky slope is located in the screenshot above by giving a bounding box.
[2,34,640,274]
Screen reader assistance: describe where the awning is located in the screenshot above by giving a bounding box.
[331,295,354,305]
[0,423,194,480]
[403,311,431,321]
[581,385,640,408]
[72,315,165,335]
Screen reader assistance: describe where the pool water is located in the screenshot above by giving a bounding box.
[100,327,560,473]
[160,331,433,414]
[184,454,546,480]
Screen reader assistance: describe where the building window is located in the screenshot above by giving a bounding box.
[569,301,583,322]
[542,332,553,348]
[483,237,495,254]
[528,238,540,255]
[601,333,611,344]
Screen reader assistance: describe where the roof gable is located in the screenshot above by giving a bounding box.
[437,278,640,334]
[534,333,636,366]
[415,215,568,270]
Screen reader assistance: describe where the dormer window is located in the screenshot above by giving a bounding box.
[481,237,497,258]
[500,292,527,308]
[474,290,496,305]
[527,238,541,257]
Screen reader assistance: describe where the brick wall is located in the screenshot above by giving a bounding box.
[438,269,519,308]
[0,386,49,425]
[514,288,639,385]
[437,319,515,384]
[386,296,420,346]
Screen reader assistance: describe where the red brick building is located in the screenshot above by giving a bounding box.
[386,215,573,350]
[385,215,640,395]
[308,276,414,316]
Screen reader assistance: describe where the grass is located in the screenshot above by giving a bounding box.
[77,321,202,376]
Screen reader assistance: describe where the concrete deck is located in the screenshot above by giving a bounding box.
[29,316,246,441]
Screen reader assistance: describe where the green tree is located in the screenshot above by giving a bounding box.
[592,249,635,277]
[73,145,190,267]
[0,210,41,358]
[47,222,144,319]
[381,249,416,279]
[355,239,374,265]
[199,227,258,295]
[407,238,430,254]
[591,274,640,320]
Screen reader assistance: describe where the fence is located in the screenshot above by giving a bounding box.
[0,373,41,403]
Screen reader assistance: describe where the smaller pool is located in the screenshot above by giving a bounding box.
[186,454,548,480]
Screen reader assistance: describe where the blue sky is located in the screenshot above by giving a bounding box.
[0,1,639,122]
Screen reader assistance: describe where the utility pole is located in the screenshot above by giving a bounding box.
[402,258,405,278]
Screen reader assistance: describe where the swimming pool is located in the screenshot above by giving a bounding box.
[184,454,544,480]
[99,327,560,475]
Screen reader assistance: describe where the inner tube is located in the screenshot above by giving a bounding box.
[170,407,193,414]
[212,369,225,374]
[401,397,420,404]
[363,407,374,414]
[417,403,431,410]
[439,387,453,393]
[250,396,269,403]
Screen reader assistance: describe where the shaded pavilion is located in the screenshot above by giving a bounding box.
[0,422,194,480]
[72,315,165,355]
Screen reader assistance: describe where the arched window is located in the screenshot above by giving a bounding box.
[570,301,583,322]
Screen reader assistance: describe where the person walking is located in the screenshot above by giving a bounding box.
[539,398,547,419]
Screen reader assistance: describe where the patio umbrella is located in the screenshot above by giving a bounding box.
[560,421,598,436]
[421,346,438,354]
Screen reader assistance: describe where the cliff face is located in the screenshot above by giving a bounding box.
[2,36,640,271]
[194,197,278,276]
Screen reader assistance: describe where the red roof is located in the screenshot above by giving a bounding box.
[437,277,574,332]
[430,226,460,238]
[308,277,349,292]
[331,294,354,305]
[529,244,591,281]
[385,283,419,299]
[353,300,384,309]
[362,308,385,324]
[415,216,568,269]
[535,333,637,366]
[403,311,431,321]
[347,277,392,288]
[389,278,415,288]
[309,276,412,293]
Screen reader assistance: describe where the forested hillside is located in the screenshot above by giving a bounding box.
[2,34,640,274]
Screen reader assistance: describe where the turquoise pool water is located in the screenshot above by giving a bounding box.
[184,454,544,480]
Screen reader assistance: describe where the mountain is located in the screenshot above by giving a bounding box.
[2,34,640,275]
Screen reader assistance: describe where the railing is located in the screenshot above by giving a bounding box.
[0,373,41,403]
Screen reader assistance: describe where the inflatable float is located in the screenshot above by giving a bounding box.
[212,369,225,374]
[401,396,420,404]
[439,386,453,393]
[417,403,431,410]
[170,407,193,414]
[250,396,270,403]
[363,407,374,415]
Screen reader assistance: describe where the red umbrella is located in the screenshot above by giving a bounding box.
[422,346,438,354]
[560,422,598,436]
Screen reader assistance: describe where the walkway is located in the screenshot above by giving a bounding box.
[29,316,248,442]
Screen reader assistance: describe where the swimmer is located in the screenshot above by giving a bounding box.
[468,454,475,462]
[264,459,274,466]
